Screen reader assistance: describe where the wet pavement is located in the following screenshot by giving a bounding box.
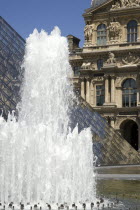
[96,165,140,209]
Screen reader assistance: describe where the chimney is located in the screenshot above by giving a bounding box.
[67,35,80,52]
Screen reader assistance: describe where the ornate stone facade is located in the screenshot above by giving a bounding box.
[68,0,140,151]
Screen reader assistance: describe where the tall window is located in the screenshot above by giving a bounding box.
[127,20,137,42]
[122,79,137,107]
[97,59,103,70]
[97,24,107,46]
[96,85,105,106]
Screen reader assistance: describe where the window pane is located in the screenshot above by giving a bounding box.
[122,79,137,107]
[127,20,137,42]
[97,24,107,46]
[96,85,105,106]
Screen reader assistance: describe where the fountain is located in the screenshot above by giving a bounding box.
[0,27,96,205]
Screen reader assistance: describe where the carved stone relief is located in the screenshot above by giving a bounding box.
[111,0,140,10]
[122,52,140,65]
[108,22,122,42]
[92,77,104,82]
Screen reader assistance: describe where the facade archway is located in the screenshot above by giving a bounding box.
[120,120,138,151]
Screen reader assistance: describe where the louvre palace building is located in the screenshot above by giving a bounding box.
[68,0,140,152]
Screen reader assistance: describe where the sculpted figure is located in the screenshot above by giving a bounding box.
[108,22,121,39]
[120,0,126,7]
[111,1,121,9]
[107,52,116,64]
[81,62,94,70]
[84,24,93,42]
[111,0,140,9]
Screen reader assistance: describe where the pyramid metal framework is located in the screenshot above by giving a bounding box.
[70,96,140,166]
[0,16,25,119]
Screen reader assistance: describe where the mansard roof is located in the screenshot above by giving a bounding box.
[91,0,109,9]
[83,0,113,17]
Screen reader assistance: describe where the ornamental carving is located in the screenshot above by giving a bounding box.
[111,0,140,10]
[106,52,116,64]
[92,77,104,82]
[81,62,95,70]
[122,52,140,65]
[84,24,93,42]
[108,22,122,41]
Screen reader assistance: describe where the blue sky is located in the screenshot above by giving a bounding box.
[1,0,92,47]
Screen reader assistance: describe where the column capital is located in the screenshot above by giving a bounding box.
[110,75,116,79]
[104,75,109,79]
[79,77,85,82]
[85,77,91,81]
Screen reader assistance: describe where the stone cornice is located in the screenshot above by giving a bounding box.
[93,106,140,114]
[87,67,140,74]
[79,47,140,56]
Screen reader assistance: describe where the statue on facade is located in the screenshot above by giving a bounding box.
[106,52,116,64]
[108,22,122,41]
[111,1,121,9]
[81,62,95,70]
[122,52,140,65]
[84,24,93,42]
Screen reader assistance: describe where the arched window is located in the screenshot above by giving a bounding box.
[97,59,103,70]
[97,24,107,46]
[127,20,137,42]
[122,79,137,107]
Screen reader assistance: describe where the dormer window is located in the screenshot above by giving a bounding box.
[127,20,137,43]
[97,24,107,46]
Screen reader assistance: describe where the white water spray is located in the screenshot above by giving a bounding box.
[0,27,96,204]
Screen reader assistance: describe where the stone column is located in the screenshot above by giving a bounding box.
[86,78,90,104]
[81,78,85,99]
[106,28,110,45]
[122,25,127,43]
[105,76,109,103]
[111,76,115,103]
[92,29,96,46]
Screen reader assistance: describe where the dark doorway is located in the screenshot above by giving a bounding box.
[120,120,138,151]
